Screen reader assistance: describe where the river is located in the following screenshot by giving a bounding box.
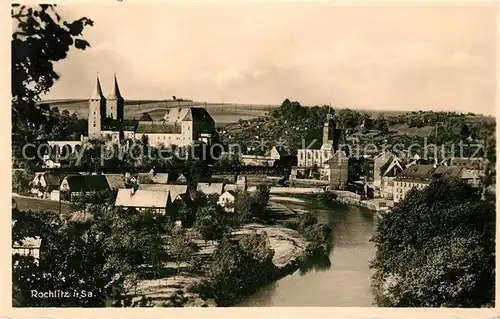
[236,197,378,307]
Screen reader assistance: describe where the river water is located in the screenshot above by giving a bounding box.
[236,197,378,307]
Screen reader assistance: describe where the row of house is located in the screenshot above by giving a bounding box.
[114,179,244,219]
[30,169,202,201]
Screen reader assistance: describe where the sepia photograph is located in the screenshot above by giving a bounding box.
[9,1,496,309]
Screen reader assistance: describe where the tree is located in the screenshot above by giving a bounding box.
[195,233,275,306]
[194,202,229,245]
[335,109,361,130]
[169,228,196,278]
[12,209,127,306]
[12,4,93,149]
[251,184,270,218]
[370,178,495,307]
[12,169,34,194]
[376,113,389,133]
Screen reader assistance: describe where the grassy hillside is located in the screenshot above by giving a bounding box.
[39,99,416,124]
[39,99,277,123]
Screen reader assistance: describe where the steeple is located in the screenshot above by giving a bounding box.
[107,73,122,99]
[106,73,124,121]
[91,74,105,100]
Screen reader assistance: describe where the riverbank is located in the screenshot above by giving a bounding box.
[128,201,312,307]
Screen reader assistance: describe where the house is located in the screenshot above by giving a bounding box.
[12,236,42,262]
[137,184,189,199]
[196,182,225,196]
[376,154,405,199]
[127,172,170,185]
[60,175,111,200]
[268,146,297,167]
[176,173,188,184]
[115,188,173,214]
[460,168,482,186]
[322,150,349,189]
[170,192,197,227]
[41,158,61,169]
[392,164,464,203]
[218,190,237,212]
[30,172,68,199]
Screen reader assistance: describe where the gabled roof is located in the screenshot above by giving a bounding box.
[115,188,171,208]
[394,164,464,183]
[379,156,404,177]
[63,175,110,192]
[221,190,237,198]
[268,146,290,157]
[196,182,224,195]
[176,173,187,183]
[43,172,63,188]
[138,184,188,199]
[163,107,214,123]
[151,173,169,184]
[104,174,126,190]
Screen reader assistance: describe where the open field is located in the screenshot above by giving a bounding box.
[13,195,73,214]
[39,99,276,123]
[391,124,436,137]
[38,99,431,124]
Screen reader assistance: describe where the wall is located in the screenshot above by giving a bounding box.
[393,180,429,203]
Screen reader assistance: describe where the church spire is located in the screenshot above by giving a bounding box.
[91,74,105,99]
[107,73,122,99]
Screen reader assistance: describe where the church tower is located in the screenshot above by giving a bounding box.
[322,113,337,145]
[106,74,124,120]
[88,75,106,139]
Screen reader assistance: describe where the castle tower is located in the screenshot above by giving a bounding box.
[88,75,106,139]
[322,113,337,145]
[106,73,124,120]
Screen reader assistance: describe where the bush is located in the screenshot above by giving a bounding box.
[193,233,276,306]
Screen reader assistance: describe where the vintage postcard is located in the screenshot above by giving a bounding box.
[4,0,498,317]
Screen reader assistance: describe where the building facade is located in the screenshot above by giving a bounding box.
[87,75,216,148]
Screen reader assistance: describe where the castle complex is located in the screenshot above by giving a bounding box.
[87,75,216,148]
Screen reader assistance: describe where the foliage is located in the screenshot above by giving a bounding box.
[251,184,271,218]
[12,169,34,194]
[168,227,196,277]
[12,4,93,156]
[194,202,230,244]
[370,178,495,307]
[12,205,169,306]
[194,233,275,306]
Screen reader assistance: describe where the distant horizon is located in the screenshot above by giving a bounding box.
[38,97,494,118]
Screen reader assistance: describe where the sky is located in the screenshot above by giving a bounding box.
[40,2,497,115]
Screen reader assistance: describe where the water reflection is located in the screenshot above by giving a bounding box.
[236,197,376,307]
[298,252,332,275]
